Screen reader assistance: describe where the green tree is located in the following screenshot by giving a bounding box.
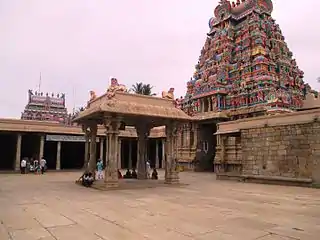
[130,82,156,96]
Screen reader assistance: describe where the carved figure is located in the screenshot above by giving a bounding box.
[107,78,127,93]
[89,91,97,101]
[162,88,175,100]
[106,78,127,98]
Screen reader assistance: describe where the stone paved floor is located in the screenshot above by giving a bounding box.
[0,171,319,240]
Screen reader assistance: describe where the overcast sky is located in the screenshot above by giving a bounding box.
[1,0,319,118]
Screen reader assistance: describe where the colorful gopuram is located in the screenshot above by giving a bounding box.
[181,0,306,119]
[21,90,71,124]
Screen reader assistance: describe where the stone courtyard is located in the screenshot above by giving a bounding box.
[0,171,319,240]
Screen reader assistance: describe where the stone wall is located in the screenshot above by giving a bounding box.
[241,122,320,182]
[215,109,320,185]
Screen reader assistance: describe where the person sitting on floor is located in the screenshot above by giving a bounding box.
[123,169,132,179]
[82,172,94,187]
[131,169,137,179]
[117,169,123,179]
[151,169,158,180]
[87,172,94,187]
[82,172,89,186]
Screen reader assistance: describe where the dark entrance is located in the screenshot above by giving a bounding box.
[148,139,157,168]
[60,142,85,169]
[21,133,40,160]
[44,141,57,170]
[196,123,217,171]
[0,132,17,170]
[121,139,138,169]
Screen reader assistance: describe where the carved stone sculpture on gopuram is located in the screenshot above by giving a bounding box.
[180,0,311,119]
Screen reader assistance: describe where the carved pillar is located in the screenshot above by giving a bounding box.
[118,139,122,169]
[185,124,190,148]
[191,123,198,150]
[128,140,132,169]
[39,135,45,159]
[88,123,98,173]
[155,140,159,169]
[100,137,104,160]
[136,123,151,179]
[104,117,121,188]
[56,141,61,170]
[201,99,204,112]
[161,139,165,169]
[165,122,179,184]
[15,134,22,171]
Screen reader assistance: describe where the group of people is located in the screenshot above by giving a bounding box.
[20,157,47,174]
[121,168,158,180]
[79,159,160,188]
[123,169,138,179]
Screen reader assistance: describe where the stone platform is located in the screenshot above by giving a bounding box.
[91,178,188,191]
[0,170,319,240]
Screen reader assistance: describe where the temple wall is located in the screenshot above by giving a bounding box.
[241,122,320,181]
[215,109,320,184]
[177,125,197,169]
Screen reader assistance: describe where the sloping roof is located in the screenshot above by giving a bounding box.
[73,92,192,122]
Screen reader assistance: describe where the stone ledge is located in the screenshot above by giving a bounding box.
[216,173,313,187]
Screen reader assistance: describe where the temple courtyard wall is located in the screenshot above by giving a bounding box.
[215,108,320,186]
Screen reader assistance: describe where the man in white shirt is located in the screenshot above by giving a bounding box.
[40,158,47,174]
[20,158,27,174]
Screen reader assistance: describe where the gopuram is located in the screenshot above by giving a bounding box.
[181,0,306,117]
[21,89,72,124]
[73,78,192,187]
[172,0,320,185]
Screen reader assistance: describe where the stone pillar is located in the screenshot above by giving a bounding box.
[128,140,132,169]
[39,135,45,159]
[88,123,98,173]
[118,139,122,169]
[161,139,165,169]
[165,122,179,184]
[155,140,160,169]
[56,141,61,170]
[15,134,22,171]
[192,123,199,150]
[104,117,122,188]
[82,125,90,169]
[100,137,104,160]
[136,123,151,179]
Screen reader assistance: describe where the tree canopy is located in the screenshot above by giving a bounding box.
[130,82,156,96]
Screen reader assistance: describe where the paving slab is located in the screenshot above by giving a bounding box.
[48,224,102,240]
[9,227,52,240]
[0,171,319,240]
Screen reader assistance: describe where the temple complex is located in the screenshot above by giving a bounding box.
[0,0,319,187]
[175,0,319,173]
[21,89,71,124]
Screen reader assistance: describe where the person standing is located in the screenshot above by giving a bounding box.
[146,160,151,179]
[96,159,104,180]
[40,158,47,174]
[20,158,27,174]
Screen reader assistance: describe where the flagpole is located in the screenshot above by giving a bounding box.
[38,72,42,93]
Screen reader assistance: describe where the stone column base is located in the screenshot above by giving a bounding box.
[104,180,119,188]
[165,171,179,184]
[137,172,147,180]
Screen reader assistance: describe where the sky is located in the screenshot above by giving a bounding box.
[1,0,320,118]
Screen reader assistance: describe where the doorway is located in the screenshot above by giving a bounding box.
[0,132,17,170]
[21,134,40,160]
[196,123,217,171]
